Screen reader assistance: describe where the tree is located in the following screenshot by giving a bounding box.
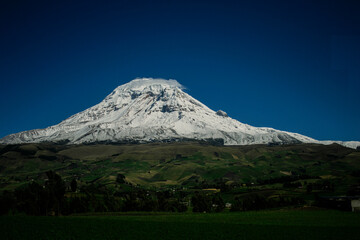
[212,194,225,212]
[0,191,16,215]
[191,192,211,213]
[45,171,66,215]
[116,174,126,184]
[306,184,313,193]
[70,179,77,192]
[14,182,47,215]
[230,197,243,212]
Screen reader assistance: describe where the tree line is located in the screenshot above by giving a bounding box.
[0,171,313,216]
[230,194,305,211]
[0,171,191,215]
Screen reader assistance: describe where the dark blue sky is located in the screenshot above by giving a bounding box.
[1,0,359,141]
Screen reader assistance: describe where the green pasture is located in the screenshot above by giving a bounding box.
[1,210,359,240]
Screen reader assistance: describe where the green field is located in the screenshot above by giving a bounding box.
[1,210,359,240]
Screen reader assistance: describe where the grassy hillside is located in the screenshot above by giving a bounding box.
[0,142,359,194]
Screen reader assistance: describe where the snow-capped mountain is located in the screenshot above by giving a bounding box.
[1,78,359,149]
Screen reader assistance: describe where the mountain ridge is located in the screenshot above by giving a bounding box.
[1,78,359,149]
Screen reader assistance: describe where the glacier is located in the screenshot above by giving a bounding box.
[1,78,359,149]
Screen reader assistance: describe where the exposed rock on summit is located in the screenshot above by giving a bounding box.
[216,110,228,117]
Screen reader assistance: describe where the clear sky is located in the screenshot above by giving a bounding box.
[1,0,359,141]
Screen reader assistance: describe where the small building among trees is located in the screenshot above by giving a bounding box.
[351,199,360,212]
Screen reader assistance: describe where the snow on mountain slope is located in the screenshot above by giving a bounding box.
[1,78,359,149]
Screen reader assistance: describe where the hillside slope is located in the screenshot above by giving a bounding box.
[0,142,359,191]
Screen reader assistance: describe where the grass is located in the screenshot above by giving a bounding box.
[1,210,359,240]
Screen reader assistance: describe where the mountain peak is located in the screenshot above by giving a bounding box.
[1,78,359,149]
[116,78,183,92]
